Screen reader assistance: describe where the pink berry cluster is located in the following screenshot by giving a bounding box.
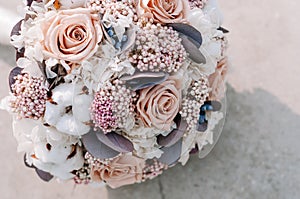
[188,0,208,9]
[91,90,117,133]
[180,75,209,131]
[85,152,122,168]
[142,159,168,181]
[91,82,136,133]
[129,23,187,73]
[10,74,47,120]
[87,0,137,20]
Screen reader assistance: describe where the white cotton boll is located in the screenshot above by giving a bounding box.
[51,84,74,106]
[58,0,87,9]
[32,144,84,180]
[56,114,90,136]
[13,118,39,153]
[44,102,64,126]
[72,95,92,122]
[45,128,79,146]
[34,142,71,164]
[52,147,84,174]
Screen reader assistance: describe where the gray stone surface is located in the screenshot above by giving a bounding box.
[0,0,300,198]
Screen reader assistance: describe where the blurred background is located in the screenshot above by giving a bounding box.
[0,0,299,198]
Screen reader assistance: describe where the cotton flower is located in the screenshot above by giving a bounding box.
[44,82,92,136]
[13,117,84,180]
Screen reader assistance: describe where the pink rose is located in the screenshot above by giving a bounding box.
[208,58,228,100]
[91,154,145,189]
[137,0,189,24]
[137,76,182,131]
[42,8,103,62]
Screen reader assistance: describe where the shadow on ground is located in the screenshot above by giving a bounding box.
[106,85,300,199]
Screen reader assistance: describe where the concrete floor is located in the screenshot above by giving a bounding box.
[0,0,300,198]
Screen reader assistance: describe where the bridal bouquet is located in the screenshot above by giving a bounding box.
[1,0,228,188]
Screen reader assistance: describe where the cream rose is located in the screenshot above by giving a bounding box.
[137,0,189,24]
[91,154,145,189]
[42,8,103,62]
[137,76,182,131]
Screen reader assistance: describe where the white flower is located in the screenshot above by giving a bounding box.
[0,95,15,113]
[179,111,224,165]
[187,8,225,76]
[44,0,87,10]
[11,18,44,62]
[124,127,164,159]
[44,82,92,136]
[13,117,84,180]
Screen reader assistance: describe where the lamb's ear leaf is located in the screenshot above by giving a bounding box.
[35,168,54,182]
[120,72,169,91]
[82,130,120,159]
[158,139,182,166]
[157,115,188,147]
[181,35,206,64]
[167,23,203,47]
[96,131,134,153]
[10,20,23,38]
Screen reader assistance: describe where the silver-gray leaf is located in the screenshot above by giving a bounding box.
[96,131,134,153]
[82,131,120,159]
[181,35,206,64]
[120,71,169,91]
[158,139,183,166]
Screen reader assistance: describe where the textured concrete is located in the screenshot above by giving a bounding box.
[0,0,300,198]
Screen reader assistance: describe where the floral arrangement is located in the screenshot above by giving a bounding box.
[0,0,228,188]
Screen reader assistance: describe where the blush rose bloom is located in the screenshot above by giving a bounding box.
[42,8,103,62]
[137,0,189,24]
[91,154,145,189]
[208,58,228,100]
[137,76,182,131]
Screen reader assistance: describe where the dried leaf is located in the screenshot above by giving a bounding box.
[23,154,35,168]
[35,168,54,182]
[157,115,188,147]
[217,27,229,34]
[181,35,206,64]
[167,23,203,47]
[120,71,169,91]
[82,131,120,159]
[158,139,182,166]
[10,20,23,38]
[96,131,134,153]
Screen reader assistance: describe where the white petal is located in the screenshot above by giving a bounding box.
[56,114,90,136]
[73,94,92,122]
